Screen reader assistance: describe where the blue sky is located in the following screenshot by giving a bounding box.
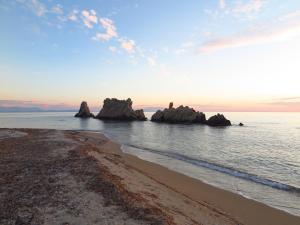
[1,0,300,111]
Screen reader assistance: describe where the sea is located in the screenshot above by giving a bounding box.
[0,112,299,216]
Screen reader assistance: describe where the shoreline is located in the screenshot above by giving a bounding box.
[1,128,299,225]
[85,131,300,225]
[104,130,300,217]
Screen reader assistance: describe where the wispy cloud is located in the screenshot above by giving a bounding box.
[100,18,118,39]
[14,1,150,63]
[30,0,46,16]
[278,9,300,21]
[93,18,118,41]
[205,0,266,20]
[0,100,75,110]
[81,9,98,28]
[219,0,226,9]
[108,46,117,53]
[272,96,300,101]
[17,0,65,17]
[119,39,135,53]
[266,101,300,107]
[68,9,78,21]
[257,97,300,111]
[263,99,300,111]
[17,0,46,16]
[199,10,300,53]
[174,41,195,55]
[232,0,266,15]
[51,4,63,15]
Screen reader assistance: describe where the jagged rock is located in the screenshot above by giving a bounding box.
[96,98,147,121]
[134,109,147,121]
[75,101,94,118]
[151,103,206,124]
[206,114,231,126]
[151,110,164,122]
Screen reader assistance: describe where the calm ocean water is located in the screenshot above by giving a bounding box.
[0,112,299,216]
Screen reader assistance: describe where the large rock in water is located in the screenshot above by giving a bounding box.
[206,114,231,126]
[151,110,164,122]
[96,98,146,121]
[151,103,206,124]
[75,101,94,118]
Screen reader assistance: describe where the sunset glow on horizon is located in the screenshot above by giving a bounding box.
[1,0,300,112]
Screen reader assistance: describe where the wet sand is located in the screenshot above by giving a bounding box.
[0,128,299,225]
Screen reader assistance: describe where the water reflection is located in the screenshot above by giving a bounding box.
[79,118,90,130]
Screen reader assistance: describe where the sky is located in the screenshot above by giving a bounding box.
[1,0,300,112]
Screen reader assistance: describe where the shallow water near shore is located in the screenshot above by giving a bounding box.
[0,111,300,216]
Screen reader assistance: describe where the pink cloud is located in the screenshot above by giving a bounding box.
[51,4,63,15]
[93,18,118,41]
[232,0,266,15]
[199,12,300,53]
[219,0,226,9]
[17,0,46,17]
[81,9,98,28]
[0,100,75,110]
[68,9,78,21]
[119,39,135,53]
[99,18,118,39]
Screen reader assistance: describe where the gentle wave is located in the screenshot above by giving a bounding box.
[126,144,300,193]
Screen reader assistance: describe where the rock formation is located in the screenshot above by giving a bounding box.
[75,101,94,118]
[96,98,146,121]
[151,110,165,122]
[134,109,147,121]
[206,114,231,126]
[151,103,206,124]
[239,122,244,126]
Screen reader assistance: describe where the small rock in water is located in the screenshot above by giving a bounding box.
[206,114,231,126]
[239,122,244,126]
[75,101,94,118]
[134,109,147,121]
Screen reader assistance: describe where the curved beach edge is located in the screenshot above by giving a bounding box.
[0,128,299,225]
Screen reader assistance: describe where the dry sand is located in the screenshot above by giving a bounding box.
[0,128,299,225]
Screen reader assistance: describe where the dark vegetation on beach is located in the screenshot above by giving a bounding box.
[0,129,169,225]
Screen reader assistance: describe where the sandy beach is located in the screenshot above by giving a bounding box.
[0,128,299,225]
